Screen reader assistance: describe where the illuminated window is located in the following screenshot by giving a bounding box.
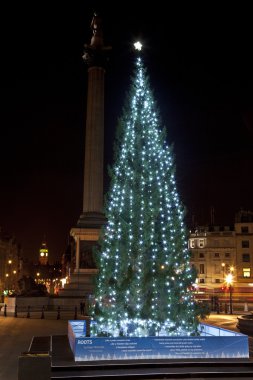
[190,239,195,248]
[199,264,205,274]
[243,268,251,278]
[199,239,205,248]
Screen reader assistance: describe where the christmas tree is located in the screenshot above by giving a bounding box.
[92,47,207,337]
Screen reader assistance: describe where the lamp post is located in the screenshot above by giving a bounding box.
[6,259,12,294]
[12,270,17,292]
[225,272,234,315]
[221,262,225,281]
[5,273,9,293]
[221,263,226,311]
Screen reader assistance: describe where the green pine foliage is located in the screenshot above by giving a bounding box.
[92,56,208,337]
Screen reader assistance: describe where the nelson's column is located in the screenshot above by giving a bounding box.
[60,14,110,297]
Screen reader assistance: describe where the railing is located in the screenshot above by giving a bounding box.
[1,304,87,320]
[199,322,242,336]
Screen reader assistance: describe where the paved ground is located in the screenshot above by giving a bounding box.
[204,311,242,332]
[0,315,69,380]
[0,312,251,380]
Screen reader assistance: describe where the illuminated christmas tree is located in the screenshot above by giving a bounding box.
[92,46,206,337]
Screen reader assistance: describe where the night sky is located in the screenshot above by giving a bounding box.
[1,2,252,261]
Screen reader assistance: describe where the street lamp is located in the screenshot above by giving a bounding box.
[36,272,40,283]
[225,272,234,314]
[221,262,225,281]
[5,273,9,294]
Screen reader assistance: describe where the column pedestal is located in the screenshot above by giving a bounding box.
[58,228,100,297]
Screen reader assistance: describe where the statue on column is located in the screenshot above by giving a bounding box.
[90,13,103,47]
[83,13,111,66]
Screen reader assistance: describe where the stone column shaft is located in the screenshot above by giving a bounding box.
[83,66,105,214]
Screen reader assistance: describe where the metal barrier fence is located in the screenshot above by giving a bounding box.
[2,304,81,320]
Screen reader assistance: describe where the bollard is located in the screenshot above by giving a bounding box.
[74,306,77,320]
[86,317,91,337]
[57,306,60,320]
[27,306,30,318]
[4,304,7,317]
[41,306,45,319]
[15,304,18,318]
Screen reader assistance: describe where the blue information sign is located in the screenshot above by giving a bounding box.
[68,321,249,362]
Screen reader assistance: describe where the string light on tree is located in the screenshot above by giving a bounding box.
[92,46,207,337]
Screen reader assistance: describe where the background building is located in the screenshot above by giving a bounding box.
[189,210,253,308]
[0,229,21,298]
[39,240,49,265]
[31,240,62,295]
[234,210,253,298]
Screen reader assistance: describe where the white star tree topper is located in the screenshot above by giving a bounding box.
[134,41,142,51]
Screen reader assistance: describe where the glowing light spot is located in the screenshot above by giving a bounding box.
[134,41,142,51]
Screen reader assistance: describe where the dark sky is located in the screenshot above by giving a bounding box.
[1,2,253,262]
